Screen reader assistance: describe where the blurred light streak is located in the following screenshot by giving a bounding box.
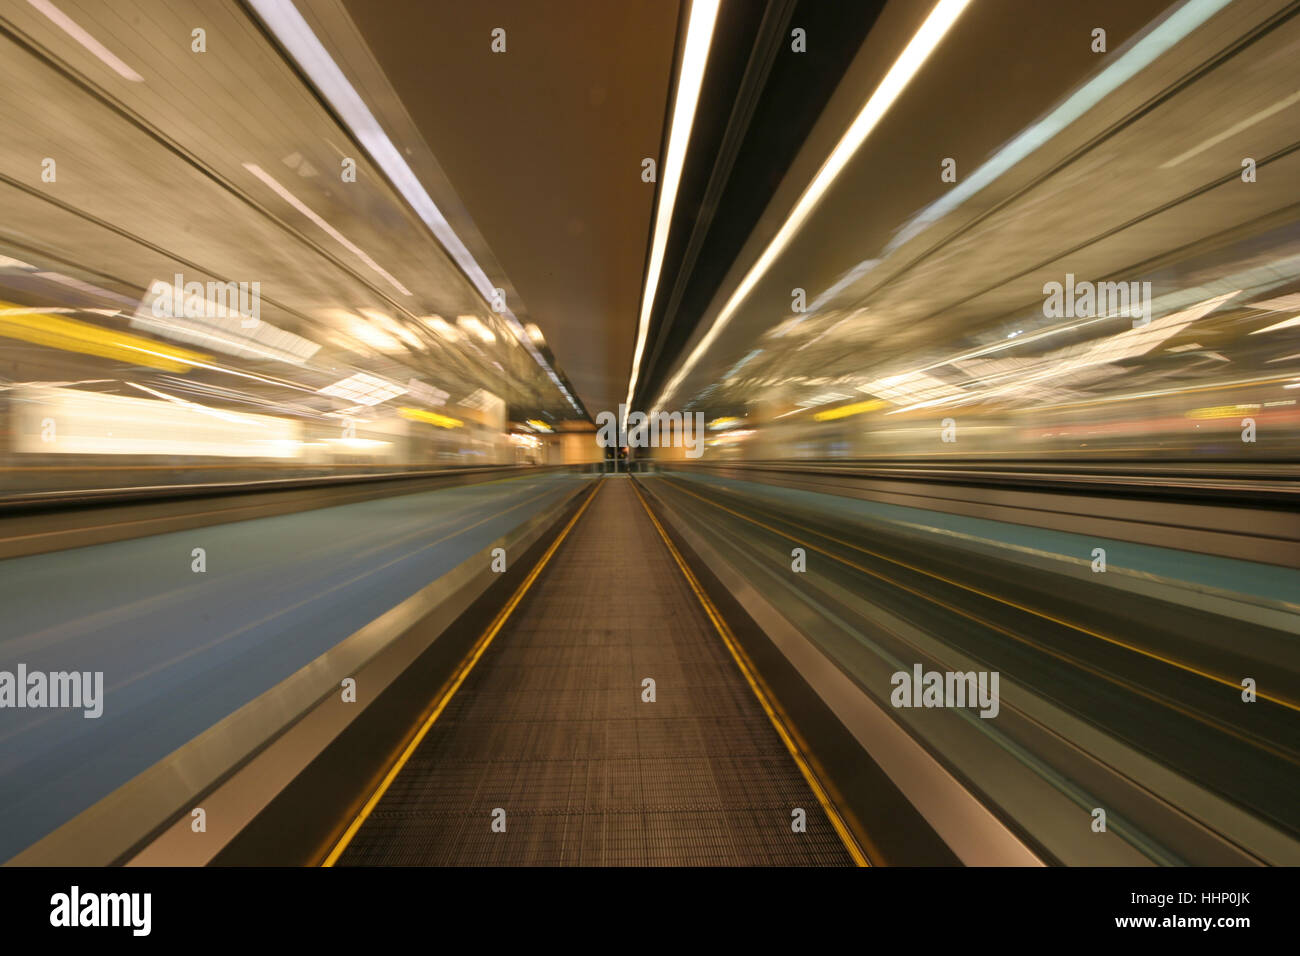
[0,304,207,372]
[13,385,301,457]
[123,382,267,425]
[1250,314,1300,335]
[707,429,754,445]
[421,315,462,342]
[323,437,391,450]
[457,315,495,344]
[398,407,462,428]
[626,0,720,422]
[813,399,888,421]
[27,0,144,82]
[120,345,318,392]
[655,0,973,409]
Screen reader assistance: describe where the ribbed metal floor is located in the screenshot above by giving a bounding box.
[338,477,854,865]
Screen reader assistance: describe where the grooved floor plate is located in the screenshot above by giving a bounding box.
[338,477,854,866]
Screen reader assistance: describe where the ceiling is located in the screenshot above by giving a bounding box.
[340,0,683,418]
[647,0,1300,433]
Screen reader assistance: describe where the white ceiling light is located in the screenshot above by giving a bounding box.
[421,315,462,342]
[317,372,407,405]
[654,0,972,410]
[360,308,424,349]
[624,0,720,423]
[1251,314,1300,335]
[27,0,144,81]
[457,315,495,345]
[345,316,403,352]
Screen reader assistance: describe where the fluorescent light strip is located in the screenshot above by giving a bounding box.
[1251,314,1300,335]
[246,0,582,413]
[318,371,407,405]
[625,0,719,421]
[655,0,973,410]
[28,0,143,82]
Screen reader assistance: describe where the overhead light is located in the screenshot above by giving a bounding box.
[625,0,720,421]
[860,370,961,406]
[346,316,403,352]
[357,308,428,351]
[28,0,143,82]
[324,437,391,450]
[421,315,462,342]
[457,315,495,344]
[246,0,582,414]
[317,372,406,406]
[1250,314,1300,335]
[398,406,462,428]
[525,419,553,433]
[813,399,888,421]
[1249,294,1300,311]
[708,428,754,444]
[655,0,972,409]
[796,390,855,409]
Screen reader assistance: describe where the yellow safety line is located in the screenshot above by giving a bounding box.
[667,477,1300,716]
[632,480,871,867]
[321,480,603,866]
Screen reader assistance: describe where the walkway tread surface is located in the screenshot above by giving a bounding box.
[339,477,853,866]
